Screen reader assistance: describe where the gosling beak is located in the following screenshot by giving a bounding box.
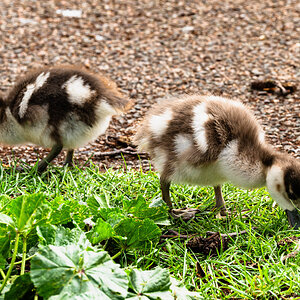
[285,209,300,230]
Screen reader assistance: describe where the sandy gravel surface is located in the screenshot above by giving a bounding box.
[0,0,299,170]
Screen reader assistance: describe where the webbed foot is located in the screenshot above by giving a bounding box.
[170,208,201,221]
[213,206,229,219]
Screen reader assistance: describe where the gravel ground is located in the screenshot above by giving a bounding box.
[0,0,299,171]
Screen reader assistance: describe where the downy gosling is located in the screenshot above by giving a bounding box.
[134,95,300,229]
[0,66,131,173]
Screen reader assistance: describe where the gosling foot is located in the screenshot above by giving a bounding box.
[212,204,230,219]
[170,208,201,221]
[63,161,75,168]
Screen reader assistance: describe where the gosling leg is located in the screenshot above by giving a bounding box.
[213,185,227,216]
[160,177,200,220]
[37,144,63,174]
[64,149,74,167]
[160,178,172,208]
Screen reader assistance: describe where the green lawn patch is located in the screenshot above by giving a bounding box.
[0,163,299,299]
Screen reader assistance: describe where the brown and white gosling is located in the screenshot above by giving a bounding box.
[134,95,300,229]
[0,66,131,173]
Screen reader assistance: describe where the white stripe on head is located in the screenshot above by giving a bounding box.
[19,72,50,118]
[266,165,295,211]
[149,109,173,139]
[192,102,209,153]
[174,134,193,156]
[63,75,94,106]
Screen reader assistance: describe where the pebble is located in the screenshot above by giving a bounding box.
[95,35,105,41]
[181,26,194,33]
[56,9,82,18]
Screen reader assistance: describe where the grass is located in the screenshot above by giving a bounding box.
[1,160,299,299]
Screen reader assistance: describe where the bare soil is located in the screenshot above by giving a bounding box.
[0,0,299,170]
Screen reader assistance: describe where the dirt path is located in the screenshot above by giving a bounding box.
[0,0,299,170]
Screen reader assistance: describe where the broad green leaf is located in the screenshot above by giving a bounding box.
[170,278,203,299]
[86,196,100,216]
[49,197,72,225]
[37,225,91,249]
[114,219,161,250]
[0,195,12,213]
[132,206,170,226]
[0,213,15,229]
[129,267,173,300]
[123,196,148,213]
[149,197,165,208]
[130,267,171,294]
[4,273,35,300]
[97,207,122,220]
[72,205,90,229]
[31,245,128,299]
[49,197,90,229]
[87,194,110,214]
[98,208,124,227]
[125,293,150,300]
[123,196,170,225]
[105,212,125,228]
[87,218,114,244]
[0,284,11,300]
[9,194,51,235]
[47,283,115,300]
[90,195,169,228]
[36,224,57,246]
[0,225,15,258]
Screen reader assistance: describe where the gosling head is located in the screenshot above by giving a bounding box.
[266,155,300,229]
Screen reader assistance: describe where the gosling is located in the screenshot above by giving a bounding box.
[134,95,300,229]
[0,66,131,173]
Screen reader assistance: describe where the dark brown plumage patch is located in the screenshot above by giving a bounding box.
[260,149,275,167]
[284,166,300,201]
[159,98,200,177]
[204,99,276,170]
[206,101,259,146]
[0,94,6,124]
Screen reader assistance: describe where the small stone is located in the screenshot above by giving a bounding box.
[252,69,263,76]
[18,18,37,25]
[181,26,194,33]
[56,9,82,18]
